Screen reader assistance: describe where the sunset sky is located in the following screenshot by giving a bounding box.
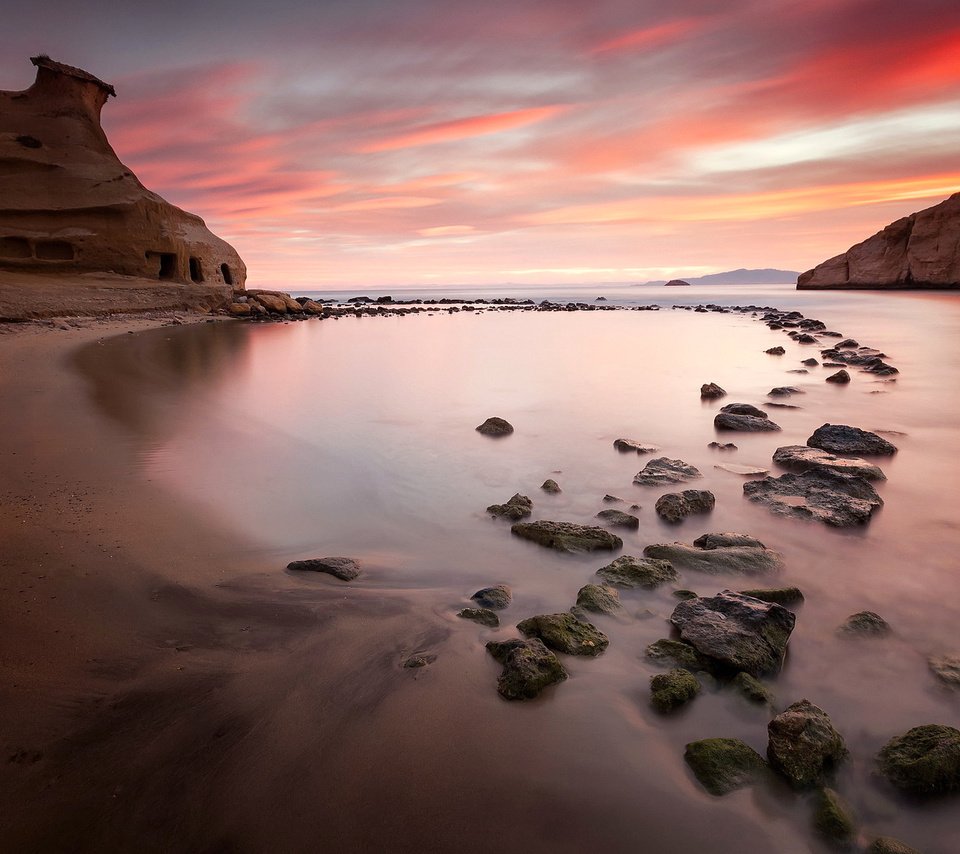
[3,0,960,289]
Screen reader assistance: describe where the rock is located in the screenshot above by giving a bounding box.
[595,509,640,529]
[300,298,326,315]
[655,489,716,523]
[766,346,786,355]
[807,424,897,455]
[876,724,960,795]
[403,653,437,668]
[813,788,856,846]
[633,457,703,486]
[511,520,622,553]
[743,469,884,527]
[540,479,562,494]
[287,556,360,581]
[772,446,886,481]
[613,438,660,453]
[802,358,819,366]
[694,532,766,549]
[708,441,738,451]
[227,302,252,316]
[715,463,770,475]
[602,494,623,503]
[738,587,804,606]
[670,591,796,676]
[733,672,774,705]
[0,56,245,318]
[651,668,701,712]
[720,402,768,418]
[826,369,851,384]
[644,542,783,576]
[471,584,512,610]
[929,654,960,688]
[486,638,567,700]
[684,738,768,795]
[665,279,691,286]
[251,291,292,314]
[838,611,891,637]
[865,837,922,854]
[517,612,609,656]
[767,700,848,789]
[715,412,782,432]
[673,589,698,600]
[457,607,500,627]
[701,382,727,399]
[768,386,803,396]
[796,333,819,344]
[646,638,711,671]
[597,555,677,588]
[574,583,622,616]
[798,192,960,290]
[476,416,514,436]
[487,493,533,520]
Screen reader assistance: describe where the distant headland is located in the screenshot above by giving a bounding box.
[637,269,801,287]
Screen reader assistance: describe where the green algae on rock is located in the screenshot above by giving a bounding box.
[650,668,701,713]
[812,787,856,846]
[573,583,622,616]
[486,638,567,700]
[517,612,609,656]
[876,724,960,795]
[511,520,623,553]
[684,738,768,795]
[767,700,848,789]
[645,638,712,672]
[596,555,677,588]
[457,607,500,627]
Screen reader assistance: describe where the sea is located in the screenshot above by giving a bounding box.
[74,283,960,853]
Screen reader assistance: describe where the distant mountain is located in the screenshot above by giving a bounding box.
[638,268,800,286]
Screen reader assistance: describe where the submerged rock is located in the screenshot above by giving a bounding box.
[487,493,533,520]
[574,583,622,616]
[646,638,711,671]
[807,423,897,455]
[287,556,360,581]
[928,654,960,689]
[403,653,437,669]
[633,457,702,486]
[486,638,567,700]
[471,584,512,610]
[743,469,883,527]
[614,438,660,454]
[708,441,738,451]
[714,412,782,432]
[714,463,770,475]
[540,478,562,494]
[738,587,805,606]
[768,386,803,396]
[813,788,856,846]
[457,607,500,627]
[767,700,848,789]
[826,369,851,384]
[597,555,677,588]
[517,612,609,656]
[766,346,786,355]
[595,508,640,529]
[644,542,783,576]
[733,672,774,705]
[650,668,701,712]
[865,838,922,854]
[684,738,768,795]
[694,532,766,549]
[511,520,623,553]
[655,490,716,523]
[772,445,886,481]
[876,724,960,795]
[700,382,727,399]
[670,591,796,676]
[476,416,514,436]
[720,402,768,418]
[838,611,891,637]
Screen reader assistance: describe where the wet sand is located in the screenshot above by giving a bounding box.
[1,299,959,853]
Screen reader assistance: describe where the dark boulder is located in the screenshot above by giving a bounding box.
[573,583,622,616]
[807,423,897,455]
[511,520,623,553]
[471,584,512,610]
[486,638,567,700]
[684,738,768,795]
[487,493,533,520]
[517,612,609,656]
[738,587,804,606]
[715,412,782,432]
[540,478,562,494]
[838,611,891,637]
[720,402,768,418]
[650,668,701,712]
[743,469,883,527]
[826,369,851,384]
[287,556,360,581]
[655,490,715,523]
[476,416,514,436]
[876,724,960,795]
[595,508,640,529]
[700,382,727,399]
[766,346,786,355]
[767,699,848,789]
[457,607,500,627]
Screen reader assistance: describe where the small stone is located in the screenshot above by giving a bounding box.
[403,653,437,668]
[287,556,360,581]
[574,583,622,616]
[929,654,960,688]
[768,386,803,396]
[838,611,891,637]
[708,441,738,451]
[876,724,960,795]
[826,369,851,384]
[540,478,562,494]
[487,493,533,520]
[517,612,609,656]
[766,346,786,355]
[715,463,769,475]
[614,438,660,454]
[813,788,856,846]
[673,589,698,600]
[651,668,701,712]
[597,555,677,588]
[732,672,774,705]
[802,358,819,366]
[595,509,640,529]
[701,382,727,399]
[767,699,848,789]
[807,423,897,455]
[720,402,768,418]
[471,584,512,610]
[684,738,768,795]
[865,837,922,854]
[694,532,766,549]
[486,638,567,700]
[602,494,623,503]
[457,607,500,627]
[655,490,715,523]
[715,412,782,432]
[476,417,514,436]
[633,457,702,486]
[738,587,804,606]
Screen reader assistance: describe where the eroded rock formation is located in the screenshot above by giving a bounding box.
[0,56,245,316]
[798,193,960,289]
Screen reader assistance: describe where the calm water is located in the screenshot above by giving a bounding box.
[76,285,960,853]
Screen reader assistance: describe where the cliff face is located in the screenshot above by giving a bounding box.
[0,57,245,311]
[798,193,960,289]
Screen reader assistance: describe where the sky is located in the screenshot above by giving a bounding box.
[3,0,960,289]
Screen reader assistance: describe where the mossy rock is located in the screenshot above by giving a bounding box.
[812,787,856,847]
[471,584,512,610]
[673,589,698,600]
[876,724,960,795]
[739,586,804,606]
[486,638,567,700]
[865,837,922,854]
[838,610,891,637]
[517,612,609,656]
[511,520,623,553]
[573,583,622,616]
[457,607,500,627]
[733,672,774,705]
[684,738,768,795]
[767,699,848,789]
[645,638,711,672]
[596,555,677,589]
[650,668,701,712]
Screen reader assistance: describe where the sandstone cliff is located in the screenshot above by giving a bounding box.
[0,57,245,318]
[798,193,960,289]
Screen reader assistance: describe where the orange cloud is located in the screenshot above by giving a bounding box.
[589,18,705,55]
[359,105,568,153]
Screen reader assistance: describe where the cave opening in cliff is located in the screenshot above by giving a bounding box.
[35,240,74,260]
[220,263,233,286]
[146,251,177,280]
[189,257,204,283]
